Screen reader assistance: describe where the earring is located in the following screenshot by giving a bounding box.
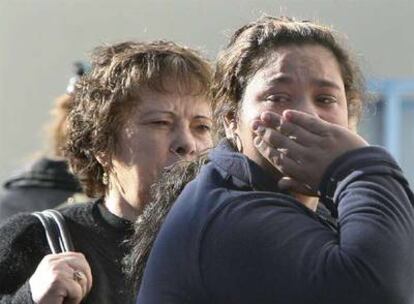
[233,133,243,153]
[102,172,109,185]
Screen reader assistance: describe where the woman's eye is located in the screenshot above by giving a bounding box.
[265,94,290,103]
[317,95,337,104]
[152,120,171,126]
[195,124,211,133]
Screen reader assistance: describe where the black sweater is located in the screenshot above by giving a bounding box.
[0,200,135,304]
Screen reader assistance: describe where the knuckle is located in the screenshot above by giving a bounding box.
[47,264,59,273]
[49,272,65,288]
[43,254,56,262]
[75,252,86,261]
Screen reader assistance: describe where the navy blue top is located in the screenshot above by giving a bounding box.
[137,140,414,304]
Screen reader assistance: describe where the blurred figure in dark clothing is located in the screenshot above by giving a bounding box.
[0,62,88,222]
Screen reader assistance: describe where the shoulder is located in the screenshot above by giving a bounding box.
[56,200,118,245]
[0,213,48,288]
[58,200,97,222]
[0,212,44,248]
[196,192,336,301]
[0,212,49,262]
[0,213,50,272]
[201,191,317,244]
[197,191,337,272]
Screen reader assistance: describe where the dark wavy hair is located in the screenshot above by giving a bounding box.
[211,16,366,141]
[64,40,212,197]
[124,154,209,289]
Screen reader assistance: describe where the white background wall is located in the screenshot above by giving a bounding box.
[1,0,414,184]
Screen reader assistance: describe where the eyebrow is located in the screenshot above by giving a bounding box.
[193,115,212,121]
[265,74,342,90]
[265,75,294,86]
[312,79,342,90]
[142,110,212,120]
[142,110,175,116]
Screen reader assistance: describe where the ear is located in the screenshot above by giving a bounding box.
[223,111,238,138]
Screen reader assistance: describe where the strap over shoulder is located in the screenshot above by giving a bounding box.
[32,209,74,253]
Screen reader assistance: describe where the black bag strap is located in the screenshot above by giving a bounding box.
[32,209,74,253]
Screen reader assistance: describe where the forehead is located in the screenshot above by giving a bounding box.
[253,44,344,88]
[128,87,211,117]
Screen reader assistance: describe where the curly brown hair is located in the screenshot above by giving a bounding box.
[44,93,75,158]
[211,16,366,141]
[64,40,212,197]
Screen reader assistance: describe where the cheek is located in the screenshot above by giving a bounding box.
[117,133,168,168]
[141,139,169,162]
[236,100,266,134]
[133,145,168,185]
[240,101,261,122]
[323,105,349,128]
[197,136,213,151]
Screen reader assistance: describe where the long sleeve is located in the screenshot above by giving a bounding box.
[0,283,34,304]
[0,214,47,304]
[200,147,414,303]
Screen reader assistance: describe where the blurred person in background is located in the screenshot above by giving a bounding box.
[0,63,88,223]
[136,17,414,304]
[0,40,213,304]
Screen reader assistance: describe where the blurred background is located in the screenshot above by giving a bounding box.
[1,0,414,186]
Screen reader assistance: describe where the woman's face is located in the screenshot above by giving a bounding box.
[229,44,349,175]
[107,86,213,216]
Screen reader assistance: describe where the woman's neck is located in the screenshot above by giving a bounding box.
[104,190,142,222]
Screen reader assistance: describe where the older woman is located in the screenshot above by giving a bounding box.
[137,17,414,303]
[0,40,212,303]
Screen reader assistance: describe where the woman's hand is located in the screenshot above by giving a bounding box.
[29,252,92,304]
[252,110,368,195]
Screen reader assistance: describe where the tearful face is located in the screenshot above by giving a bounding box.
[229,44,348,176]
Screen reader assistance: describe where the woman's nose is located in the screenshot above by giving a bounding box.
[170,128,197,159]
[294,97,319,117]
